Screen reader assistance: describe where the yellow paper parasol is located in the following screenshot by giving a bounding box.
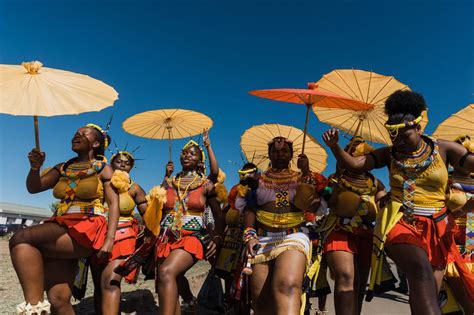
[122,109,213,161]
[433,104,474,141]
[240,123,327,172]
[312,69,428,145]
[249,83,372,153]
[0,61,118,150]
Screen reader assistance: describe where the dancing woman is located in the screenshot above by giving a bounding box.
[322,137,386,315]
[90,150,148,315]
[241,137,324,315]
[322,90,474,315]
[443,135,474,314]
[156,138,224,315]
[10,124,119,314]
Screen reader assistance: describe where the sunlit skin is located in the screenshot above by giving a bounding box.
[325,143,386,315]
[244,142,316,315]
[322,126,474,315]
[90,153,148,315]
[9,126,119,314]
[158,140,225,315]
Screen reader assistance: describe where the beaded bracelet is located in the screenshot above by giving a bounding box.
[242,227,257,244]
[301,174,316,185]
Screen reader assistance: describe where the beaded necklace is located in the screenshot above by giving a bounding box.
[262,168,298,209]
[169,171,203,238]
[391,136,439,222]
[57,158,106,215]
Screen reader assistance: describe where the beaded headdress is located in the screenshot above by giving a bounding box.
[384,115,423,138]
[182,140,206,162]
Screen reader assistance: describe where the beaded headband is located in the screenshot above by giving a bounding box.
[267,137,293,150]
[86,123,110,149]
[238,167,258,180]
[384,115,423,138]
[182,140,206,162]
[111,151,135,162]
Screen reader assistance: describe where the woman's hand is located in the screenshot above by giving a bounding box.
[203,128,211,148]
[165,161,174,177]
[322,128,339,148]
[28,149,45,170]
[297,153,310,176]
[96,237,114,260]
[206,239,218,260]
[246,238,260,257]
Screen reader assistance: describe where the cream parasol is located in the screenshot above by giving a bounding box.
[0,61,118,149]
[312,69,428,145]
[240,123,327,172]
[122,108,213,161]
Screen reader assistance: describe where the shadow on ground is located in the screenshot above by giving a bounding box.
[376,292,409,304]
[73,289,159,314]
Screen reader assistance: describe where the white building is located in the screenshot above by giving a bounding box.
[0,202,51,226]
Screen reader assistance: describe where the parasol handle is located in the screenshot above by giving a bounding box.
[167,128,172,162]
[346,118,364,153]
[34,115,41,151]
[302,104,311,154]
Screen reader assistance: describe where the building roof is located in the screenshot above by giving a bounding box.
[0,202,51,218]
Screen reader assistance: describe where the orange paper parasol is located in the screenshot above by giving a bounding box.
[249,83,372,153]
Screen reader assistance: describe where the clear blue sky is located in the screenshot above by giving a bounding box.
[1,0,473,209]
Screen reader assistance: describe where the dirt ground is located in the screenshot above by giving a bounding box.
[0,238,410,314]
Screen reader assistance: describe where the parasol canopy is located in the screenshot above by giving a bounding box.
[240,123,327,173]
[312,69,428,145]
[0,61,118,149]
[433,104,474,141]
[249,83,372,153]
[122,108,213,160]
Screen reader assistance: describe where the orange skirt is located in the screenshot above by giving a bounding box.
[323,227,373,268]
[47,213,107,251]
[156,229,204,260]
[386,215,446,268]
[110,220,139,261]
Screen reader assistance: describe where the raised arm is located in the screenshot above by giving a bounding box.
[322,129,390,172]
[26,149,61,193]
[203,129,219,183]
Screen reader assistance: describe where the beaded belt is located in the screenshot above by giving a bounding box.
[257,226,309,237]
[66,204,105,216]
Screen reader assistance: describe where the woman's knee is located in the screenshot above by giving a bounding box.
[101,275,121,293]
[47,287,72,310]
[157,264,176,283]
[273,276,302,297]
[334,270,355,292]
[9,229,32,250]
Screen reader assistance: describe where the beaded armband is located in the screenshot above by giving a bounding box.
[301,174,316,185]
[243,227,258,243]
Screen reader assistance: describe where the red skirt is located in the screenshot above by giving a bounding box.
[156,229,204,260]
[386,215,446,268]
[323,227,373,268]
[46,213,107,251]
[110,220,139,261]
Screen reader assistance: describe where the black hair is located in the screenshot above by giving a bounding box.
[242,162,257,171]
[385,90,427,125]
[89,127,111,159]
[455,135,470,145]
[267,138,294,158]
